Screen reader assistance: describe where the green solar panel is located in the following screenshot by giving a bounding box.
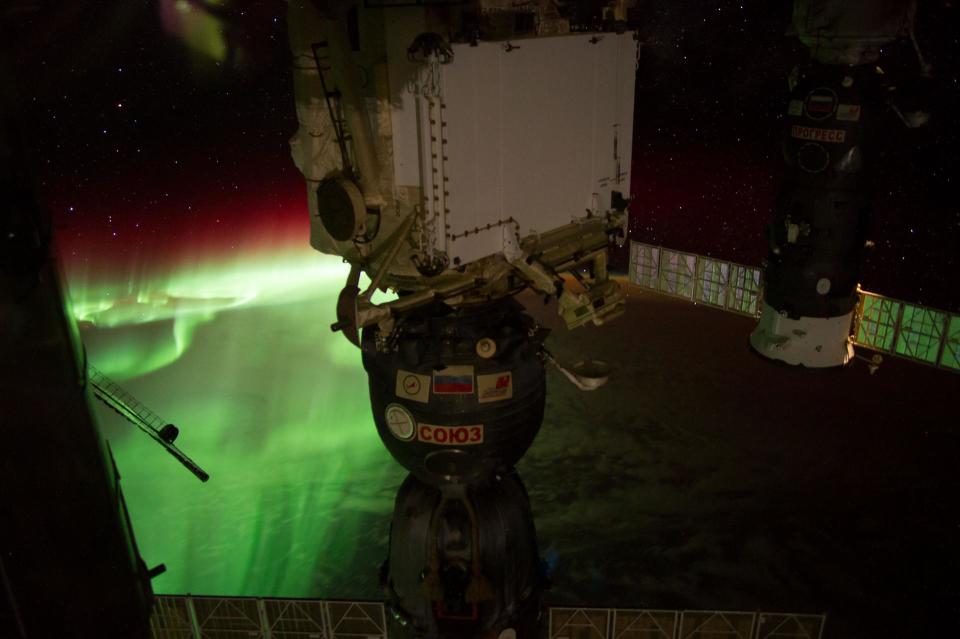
[657,249,696,300]
[695,258,729,308]
[630,243,661,290]
[855,294,901,352]
[940,315,960,371]
[894,304,947,364]
[627,244,955,372]
[726,264,763,316]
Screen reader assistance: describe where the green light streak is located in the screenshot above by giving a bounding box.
[68,249,372,379]
[69,246,403,597]
[169,0,228,62]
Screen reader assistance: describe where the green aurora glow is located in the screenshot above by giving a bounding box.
[68,245,403,597]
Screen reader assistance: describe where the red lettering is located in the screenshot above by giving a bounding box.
[791,125,845,144]
[420,424,484,445]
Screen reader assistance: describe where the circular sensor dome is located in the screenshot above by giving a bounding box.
[315,178,366,241]
[797,142,830,173]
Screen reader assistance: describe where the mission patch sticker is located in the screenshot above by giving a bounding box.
[836,103,861,122]
[396,370,430,403]
[477,372,513,403]
[432,365,475,394]
[384,403,416,441]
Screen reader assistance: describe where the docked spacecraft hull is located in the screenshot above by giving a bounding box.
[289,1,637,636]
[362,298,546,485]
[288,0,636,332]
[751,0,922,368]
[750,64,874,367]
[382,472,545,639]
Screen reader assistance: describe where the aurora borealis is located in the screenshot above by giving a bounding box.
[8,2,958,635]
[70,225,404,598]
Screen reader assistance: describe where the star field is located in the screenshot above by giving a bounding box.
[6,0,959,311]
[618,0,959,311]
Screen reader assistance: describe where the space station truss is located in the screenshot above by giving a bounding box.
[628,241,959,372]
[89,364,169,432]
[150,596,385,639]
[548,607,824,639]
[150,597,824,639]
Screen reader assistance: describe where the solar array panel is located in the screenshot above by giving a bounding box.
[854,291,959,370]
[629,242,764,317]
[629,241,957,372]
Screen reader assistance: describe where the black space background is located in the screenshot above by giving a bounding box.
[4,0,958,310]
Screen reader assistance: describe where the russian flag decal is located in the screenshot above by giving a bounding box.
[432,365,475,394]
[804,87,837,121]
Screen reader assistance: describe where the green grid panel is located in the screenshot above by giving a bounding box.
[263,599,328,638]
[755,613,826,639]
[657,249,697,300]
[855,294,901,352]
[894,304,947,365]
[191,597,264,638]
[550,607,611,639]
[678,610,755,639]
[694,258,729,308]
[725,264,763,317]
[612,609,678,639]
[325,601,386,639]
[631,243,661,291]
[939,315,960,371]
[150,596,195,639]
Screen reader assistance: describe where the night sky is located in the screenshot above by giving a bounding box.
[6,0,298,285]
[3,2,959,630]
[627,1,959,311]
[6,0,958,311]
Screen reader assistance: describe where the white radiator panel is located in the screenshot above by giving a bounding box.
[390,32,637,265]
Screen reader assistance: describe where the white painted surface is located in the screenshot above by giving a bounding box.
[749,302,855,368]
[390,32,637,265]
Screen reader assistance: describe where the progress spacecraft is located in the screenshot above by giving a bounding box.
[750,0,930,367]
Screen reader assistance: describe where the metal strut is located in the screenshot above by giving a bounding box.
[88,365,210,482]
[311,40,354,176]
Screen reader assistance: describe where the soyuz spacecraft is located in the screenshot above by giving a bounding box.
[286,0,929,636]
[288,0,638,635]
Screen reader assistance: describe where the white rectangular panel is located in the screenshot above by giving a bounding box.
[386,8,428,188]
[390,32,637,265]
